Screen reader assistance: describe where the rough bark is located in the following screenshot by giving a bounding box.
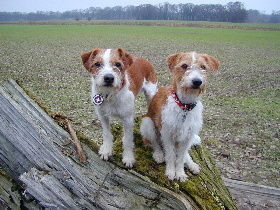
[0,79,237,209]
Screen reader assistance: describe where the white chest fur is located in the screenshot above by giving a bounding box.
[161,96,203,142]
[91,76,135,119]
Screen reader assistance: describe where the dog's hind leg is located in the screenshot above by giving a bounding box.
[140,117,164,163]
[183,135,201,174]
[184,151,200,175]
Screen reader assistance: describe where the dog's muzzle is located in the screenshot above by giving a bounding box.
[103,74,114,87]
[191,79,202,89]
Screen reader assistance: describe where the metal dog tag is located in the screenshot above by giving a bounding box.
[92,94,104,105]
[182,111,188,122]
[182,113,187,122]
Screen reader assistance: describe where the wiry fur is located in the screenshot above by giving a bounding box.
[81,48,157,167]
[141,51,220,181]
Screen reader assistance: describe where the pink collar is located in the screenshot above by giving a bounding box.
[171,91,197,111]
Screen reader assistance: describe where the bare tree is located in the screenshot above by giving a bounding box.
[0,2,277,23]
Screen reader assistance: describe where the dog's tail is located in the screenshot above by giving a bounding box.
[140,59,158,103]
[192,135,201,146]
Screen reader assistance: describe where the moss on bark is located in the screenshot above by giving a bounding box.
[109,118,237,210]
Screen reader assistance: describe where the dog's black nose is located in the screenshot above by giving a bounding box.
[192,79,202,88]
[104,74,114,85]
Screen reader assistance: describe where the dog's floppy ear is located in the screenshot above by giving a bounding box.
[202,54,220,72]
[117,48,133,68]
[81,48,101,71]
[167,53,181,71]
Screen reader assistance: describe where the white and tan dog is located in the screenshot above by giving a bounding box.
[140,52,220,181]
[81,48,157,167]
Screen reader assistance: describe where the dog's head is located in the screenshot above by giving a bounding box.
[81,48,133,89]
[167,51,220,95]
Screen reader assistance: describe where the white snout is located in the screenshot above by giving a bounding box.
[95,67,121,88]
[181,70,204,88]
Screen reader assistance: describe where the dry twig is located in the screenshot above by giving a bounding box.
[66,118,87,163]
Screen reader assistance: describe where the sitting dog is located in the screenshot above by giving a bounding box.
[140,51,220,181]
[81,48,157,167]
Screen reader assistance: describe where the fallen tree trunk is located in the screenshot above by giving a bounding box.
[0,79,237,209]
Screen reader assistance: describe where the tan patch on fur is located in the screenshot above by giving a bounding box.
[201,54,220,72]
[128,57,157,96]
[110,49,157,95]
[116,48,133,69]
[167,53,186,70]
[145,86,171,130]
[81,48,108,75]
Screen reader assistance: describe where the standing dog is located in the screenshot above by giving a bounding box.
[140,52,220,181]
[81,48,157,167]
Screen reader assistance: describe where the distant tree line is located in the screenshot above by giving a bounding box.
[246,10,280,23]
[0,1,279,23]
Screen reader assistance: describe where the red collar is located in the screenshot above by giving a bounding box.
[171,91,197,111]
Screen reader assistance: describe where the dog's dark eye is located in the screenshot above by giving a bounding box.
[201,65,206,70]
[115,62,122,68]
[181,64,188,69]
[94,62,101,67]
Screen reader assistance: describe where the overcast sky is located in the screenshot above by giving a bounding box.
[1,0,279,14]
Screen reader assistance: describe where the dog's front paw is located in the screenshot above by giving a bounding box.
[153,150,165,163]
[176,170,188,182]
[122,152,135,168]
[122,157,135,168]
[187,162,200,175]
[165,168,176,180]
[99,144,113,160]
